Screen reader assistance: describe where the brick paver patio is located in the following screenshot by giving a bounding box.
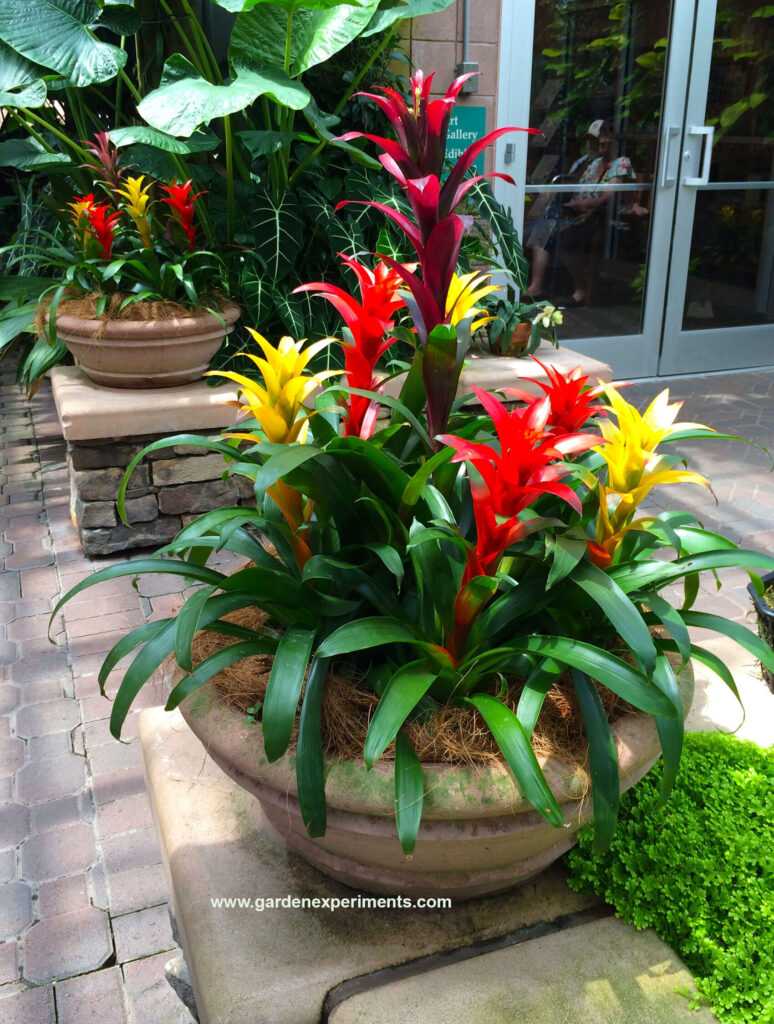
[1,359,773,1022]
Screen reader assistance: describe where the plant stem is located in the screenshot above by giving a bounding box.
[224,114,235,244]
[9,112,55,152]
[158,0,206,77]
[180,0,223,84]
[118,69,143,105]
[19,109,89,160]
[333,26,395,116]
[288,28,395,189]
[114,38,126,127]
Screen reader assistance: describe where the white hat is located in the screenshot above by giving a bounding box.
[586,119,605,138]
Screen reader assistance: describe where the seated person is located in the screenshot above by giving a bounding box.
[527,120,636,307]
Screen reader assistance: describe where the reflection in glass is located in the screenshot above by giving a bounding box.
[526,0,672,338]
[682,189,774,330]
[681,0,774,331]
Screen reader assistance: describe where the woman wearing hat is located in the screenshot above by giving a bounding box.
[527,120,636,306]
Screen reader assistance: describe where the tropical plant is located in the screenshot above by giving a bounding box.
[0,0,457,382]
[51,67,774,862]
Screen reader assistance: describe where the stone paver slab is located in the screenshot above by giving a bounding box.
[23,907,112,984]
[0,936,19,983]
[0,802,29,849]
[0,983,55,1023]
[139,708,598,1024]
[113,903,176,963]
[16,753,86,804]
[14,698,80,739]
[328,918,718,1024]
[56,964,128,1024]
[21,822,96,881]
[0,881,33,938]
[121,948,202,1024]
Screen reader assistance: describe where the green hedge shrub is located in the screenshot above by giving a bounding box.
[566,730,774,1024]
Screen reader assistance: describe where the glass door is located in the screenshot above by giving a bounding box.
[659,0,774,374]
[495,0,774,378]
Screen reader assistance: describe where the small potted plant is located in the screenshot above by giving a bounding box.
[39,133,239,389]
[485,287,563,356]
[747,571,774,692]
[52,72,774,900]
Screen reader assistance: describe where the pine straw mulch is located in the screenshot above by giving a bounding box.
[189,605,636,783]
[37,293,213,339]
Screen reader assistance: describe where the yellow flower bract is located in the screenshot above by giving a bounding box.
[207,330,337,445]
[446,272,499,333]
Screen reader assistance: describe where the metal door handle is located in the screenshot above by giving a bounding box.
[660,125,680,187]
[684,126,714,186]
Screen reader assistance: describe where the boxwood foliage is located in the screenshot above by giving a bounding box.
[566,730,773,1024]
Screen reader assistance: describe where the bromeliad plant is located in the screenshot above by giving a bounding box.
[12,132,229,343]
[52,70,774,859]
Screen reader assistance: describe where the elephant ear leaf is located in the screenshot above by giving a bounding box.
[251,188,304,285]
[0,0,127,87]
[0,39,47,108]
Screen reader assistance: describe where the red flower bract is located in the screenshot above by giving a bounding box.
[86,202,121,260]
[295,256,406,438]
[506,358,608,437]
[160,180,204,252]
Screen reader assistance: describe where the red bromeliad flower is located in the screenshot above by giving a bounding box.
[160,180,204,252]
[506,359,608,437]
[441,387,599,579]
[295,256,407,438]
[86,202,121,260]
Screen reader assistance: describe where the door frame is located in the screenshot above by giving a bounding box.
[493,0,701,379]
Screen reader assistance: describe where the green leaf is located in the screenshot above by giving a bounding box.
[250,187,304,284]
[109,125,220,153]
[165,639,277,710]
[97,2,141,34]
[0,38,47,107]
[262,627,315,762]
[570,669,619,851]
[317,617,416,657]
[173,586,215,674]
[254,444,321,505]
[547,529,587,588]
[572,562,657,675]
[466,693,564,826]
[394,730,423,855]
[0,138,72,171]
[474,636,677,718]
[516,657,563,736]
[0,0,127,86]
[364,660,438,767]
[363,0,455,35]
[680,609,774,675]
[137,54,309,137]
[295,656,328,837]
[229,0,379,76]
[640,592,691,665]
[650,654,684,809]
[238,129,299,157]
[611,549,774,594]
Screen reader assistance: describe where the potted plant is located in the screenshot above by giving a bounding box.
[38,133,239,389]
[746,571,774,693]
[52,70,774,899]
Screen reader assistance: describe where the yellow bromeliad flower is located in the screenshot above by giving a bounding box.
[446,272,499,333]
[116,175,153,248]
[207,330,337,445]
[590,386,714,566]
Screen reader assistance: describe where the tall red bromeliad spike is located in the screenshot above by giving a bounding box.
[333,69,539,443]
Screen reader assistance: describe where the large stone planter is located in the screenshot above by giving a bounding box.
[180,662,693,900]
[54,302,240,389]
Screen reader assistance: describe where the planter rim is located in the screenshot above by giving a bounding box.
[53,301,241,340]
[747,570,774,616]
[181,659,694,822]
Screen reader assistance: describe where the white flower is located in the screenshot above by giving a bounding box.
[533,304,563,329]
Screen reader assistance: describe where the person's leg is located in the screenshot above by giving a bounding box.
[560,246,588,304]
[527,245,549,295]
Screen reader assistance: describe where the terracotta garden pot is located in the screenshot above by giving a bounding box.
[492,321,532,357]
[179,662,693,900]
[54,303,240,389]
